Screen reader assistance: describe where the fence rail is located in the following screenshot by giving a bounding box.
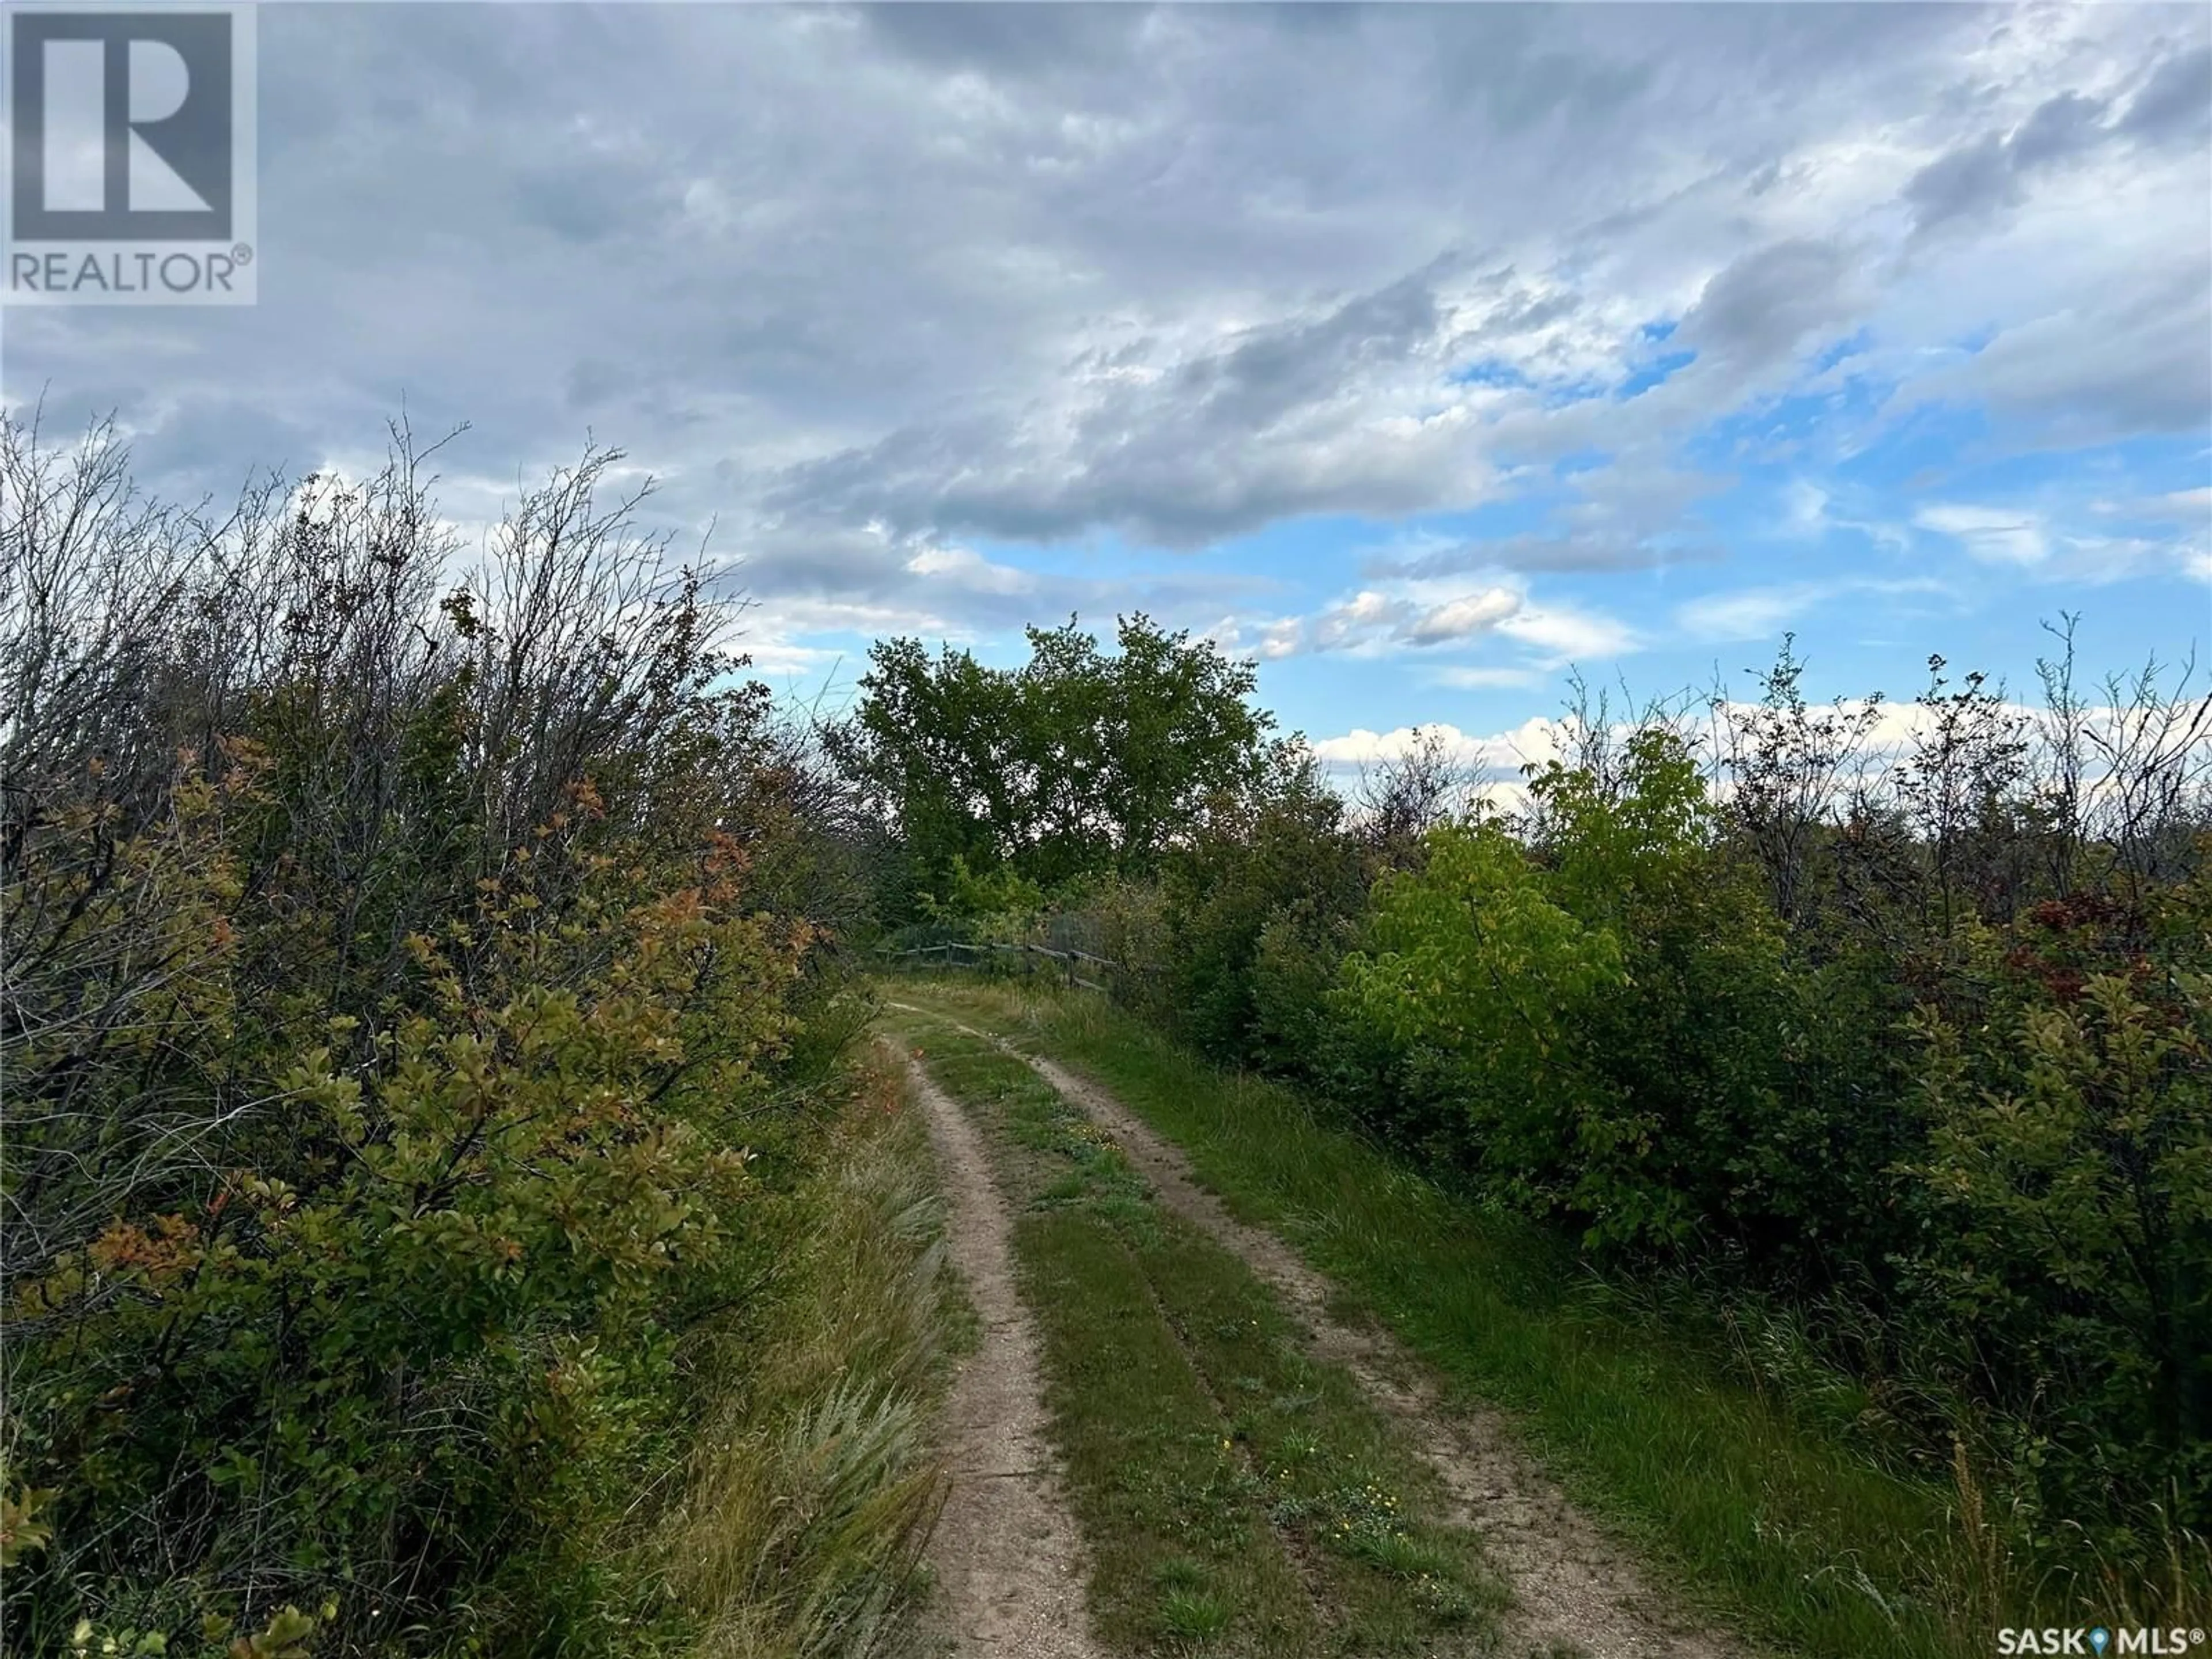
[873,937,1131,995]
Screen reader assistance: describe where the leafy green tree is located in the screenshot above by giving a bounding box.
[830,634,1025,922]
[834,613,1271,921]
[1161,741,1368,1067]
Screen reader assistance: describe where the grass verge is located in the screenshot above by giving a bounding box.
[644,1040,958,1659]
[895,977,1984,1659]
[884,1007,1506,1657]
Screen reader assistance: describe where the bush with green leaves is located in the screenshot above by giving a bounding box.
[1,412,868,1654]
[1342,728,1891,1263]
[895,618,2211,1594]
[1159,744,1370,1070]
[1341,813,1620,1218]
[1901,872,2212,1557]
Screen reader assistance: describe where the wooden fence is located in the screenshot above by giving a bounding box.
[873,938,1127,996]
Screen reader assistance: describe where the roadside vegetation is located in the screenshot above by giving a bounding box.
[6,397,2203,1657]
[881,1006,1506,1657]
[851,616,2212,1643]
[653,1046,953,1659]
[0,414,942,1658]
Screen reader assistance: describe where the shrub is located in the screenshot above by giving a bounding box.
[1,412,861,1653]
[1341,815,1622,1223]
[1022,637,2210,1593]
[1161,745,1369,1071]
[1342,730,1862,1260]
[1901,870,2212,1556]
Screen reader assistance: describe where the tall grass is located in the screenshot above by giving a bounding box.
[654,1044,952,1659]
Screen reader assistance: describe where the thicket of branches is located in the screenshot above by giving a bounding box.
[1,413,870,1654]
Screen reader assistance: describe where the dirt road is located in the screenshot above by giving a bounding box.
[899,1005,1755,1659]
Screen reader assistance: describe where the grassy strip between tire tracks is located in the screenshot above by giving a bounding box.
[894,978,1984,1659]
[882,1005,1510,1657]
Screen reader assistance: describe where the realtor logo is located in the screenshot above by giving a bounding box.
[4,3,257,304]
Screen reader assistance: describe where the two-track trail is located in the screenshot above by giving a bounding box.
[895,1002,1756,1659]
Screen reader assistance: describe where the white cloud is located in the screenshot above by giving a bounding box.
[2139,486,2212,521]
[1433,664,1545,690]
[1247,578,1637,672]
[1905,498,2206,588]
[1784,478,1829,532]
[1309,716,1567,778]
[1495,600,1639,663]
[1675,575,1952,643]
[904,544,1036,594]
[1677,583,1830,643]
[1405,588,1522,643]
[1915,503,2050,566]
[1258,581,1525,658]
[2046,532,2212,588]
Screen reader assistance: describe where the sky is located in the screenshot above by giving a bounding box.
[5,2,2210,780]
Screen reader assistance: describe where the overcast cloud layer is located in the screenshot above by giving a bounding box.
[5,2,2209,760]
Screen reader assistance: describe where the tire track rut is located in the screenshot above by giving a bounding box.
[900,1047,1107,1659]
